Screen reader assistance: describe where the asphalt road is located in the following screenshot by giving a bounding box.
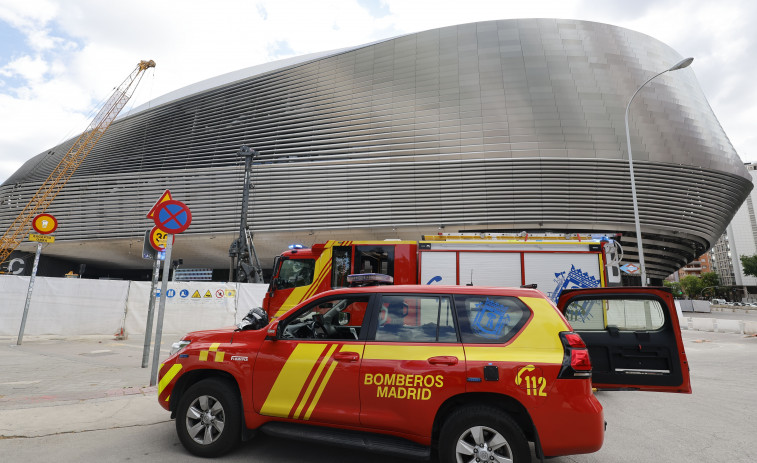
[1,329,755,462]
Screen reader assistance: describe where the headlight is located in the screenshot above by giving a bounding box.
[170,339,191,356]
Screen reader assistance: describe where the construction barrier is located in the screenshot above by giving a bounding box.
[0,275,130,336]
[677,300,711,313]
[0,275,268,337]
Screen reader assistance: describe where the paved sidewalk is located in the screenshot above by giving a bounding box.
[0,334,177,408]
[0,333,181,437]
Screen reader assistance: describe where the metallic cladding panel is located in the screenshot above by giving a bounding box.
[1,19,752,279]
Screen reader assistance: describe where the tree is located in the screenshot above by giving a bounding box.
[679,275,703,299]
[700,272,720,288]
[664,280,684,298]
[741,254,757,278]
[698,272,721,298]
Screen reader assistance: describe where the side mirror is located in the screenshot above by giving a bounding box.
[338,312,351,326]
[266,321,280,340]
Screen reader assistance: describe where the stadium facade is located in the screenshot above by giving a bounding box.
[1,19,751,281]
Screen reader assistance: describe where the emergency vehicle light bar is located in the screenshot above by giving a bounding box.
[347,273,393,286]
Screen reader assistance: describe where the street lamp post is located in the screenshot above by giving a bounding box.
[624,57,694,287]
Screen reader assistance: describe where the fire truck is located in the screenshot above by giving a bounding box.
[263,233,622,319]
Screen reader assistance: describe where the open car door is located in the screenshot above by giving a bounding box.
[557,287,691,393]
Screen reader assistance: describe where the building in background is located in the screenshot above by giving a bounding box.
[678,252,713,278]
[711,234,735,286]
[711,163,757,287]
[1,19,752,281]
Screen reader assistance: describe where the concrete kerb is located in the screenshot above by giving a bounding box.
[0,394,169,438]
[681,317,757,335]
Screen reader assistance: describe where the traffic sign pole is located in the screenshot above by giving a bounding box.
[141,257,162,368]
[17,243,43,345]
[150,234,173,386]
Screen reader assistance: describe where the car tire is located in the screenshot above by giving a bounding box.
[175,377,242,457]
[439,406,530,463]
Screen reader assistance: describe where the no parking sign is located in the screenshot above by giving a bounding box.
[147,190,193,387]
[153,200,192,234]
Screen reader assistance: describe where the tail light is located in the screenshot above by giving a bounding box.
[558,332,592,378]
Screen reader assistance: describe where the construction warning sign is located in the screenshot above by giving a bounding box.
[146,190,172,220]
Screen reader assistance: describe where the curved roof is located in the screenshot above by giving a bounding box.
[2,19,751,280]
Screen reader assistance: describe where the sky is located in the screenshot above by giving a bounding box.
[0,0,755,185]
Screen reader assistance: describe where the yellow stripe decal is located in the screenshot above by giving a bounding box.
[294,344,337,418]
[304,359,339,420]
[464,346,562,364]
[260,343,326,417]
[158,364,182,395]
[338,344,364,355]
[364,344,464,361]
[304,262,331,301]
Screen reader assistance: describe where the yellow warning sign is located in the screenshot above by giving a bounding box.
[191,290,201,298]
[204,290,212,298]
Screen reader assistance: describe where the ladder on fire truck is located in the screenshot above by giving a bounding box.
[0,60,156,267]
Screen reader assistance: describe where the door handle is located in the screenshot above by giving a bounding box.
[428,356,458,366]
[334,352,360,362]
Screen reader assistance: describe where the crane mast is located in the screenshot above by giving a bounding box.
[0,60,156,267]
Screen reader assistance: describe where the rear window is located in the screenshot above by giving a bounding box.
[454,295,530,344]
[565,297,665,331]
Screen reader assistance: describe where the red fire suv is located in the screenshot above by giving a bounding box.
[157,283,690,461]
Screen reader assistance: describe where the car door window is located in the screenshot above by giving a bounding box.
[454,295,530,344]
[374,295,456,342]
[281,295,370,340]
[565,298,665,331]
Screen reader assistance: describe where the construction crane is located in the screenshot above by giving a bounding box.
[0,60,156,267]
[229,145,264,283]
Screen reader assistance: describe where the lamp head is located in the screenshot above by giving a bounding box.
[668,57,694,71]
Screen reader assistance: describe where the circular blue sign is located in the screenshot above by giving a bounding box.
[180,289,189,298]
[154,200,192,234]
